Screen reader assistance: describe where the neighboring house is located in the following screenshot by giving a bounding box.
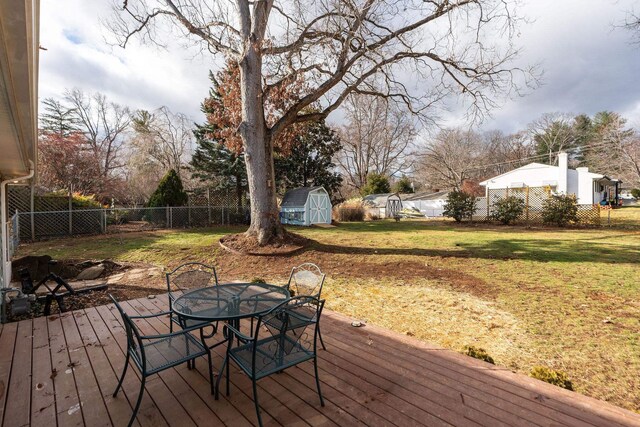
[363,193,402,218]
[403,191,449,217]
[280,186,332,226]
[0,0,40,287]
[479,153,621,205]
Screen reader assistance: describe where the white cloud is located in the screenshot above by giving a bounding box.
[39,0,640,132]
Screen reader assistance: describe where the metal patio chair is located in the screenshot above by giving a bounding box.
[217,296,325,427]
[285,263,327,350]
[166,262,223,362]
[110,295,214,427]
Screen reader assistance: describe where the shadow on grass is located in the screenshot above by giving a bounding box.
[310,238,640,264]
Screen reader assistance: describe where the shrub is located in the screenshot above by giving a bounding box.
[70,193,103,209]
[443,191,477,222]
[491,195,525,225]
[529,366,573,391]
[394,176,414,194]
[250,277,266,284]
[360,173,391,196]
[541,194,578,227]
[631,188,640,199]
[148,169,188,207]
[333,199,365,222]
[463,346,495,364]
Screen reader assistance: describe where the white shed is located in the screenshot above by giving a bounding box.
[362,193,403,218]
[280,186,332,226]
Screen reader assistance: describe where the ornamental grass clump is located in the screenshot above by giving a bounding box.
[333,199,365,222]
[529,366,574,390]
[463,345,495,364]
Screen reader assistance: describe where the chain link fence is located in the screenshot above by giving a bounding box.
[472,186,601,226]
[6,184,250,242]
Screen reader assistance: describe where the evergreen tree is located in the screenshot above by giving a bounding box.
[148,169,188,207]
[190,72,248,210]
[394,176,414,193]
[39,98,80,136]
[361,173,391,196]
[275,120,343,203]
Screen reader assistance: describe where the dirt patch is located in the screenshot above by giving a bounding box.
[214,249,494,299]
[219,231,310,256]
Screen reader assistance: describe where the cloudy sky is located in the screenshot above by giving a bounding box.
[39,0,640,133]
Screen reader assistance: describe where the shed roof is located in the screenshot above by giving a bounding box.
[281,186,326,207]
[404,190,449,201]
[363,193,401,207]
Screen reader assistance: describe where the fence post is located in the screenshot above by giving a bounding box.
[187,199,192,227]
[68,190,73,235]
[221,207,225,225]
[30,184,35,240]
[166,206,170,228]
[207,188,212,225]
[486,192,490,221]
[170,207,173,228]
[525,187,530,223]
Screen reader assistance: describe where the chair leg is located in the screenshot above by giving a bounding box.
[252,378,263,427]
[113,352,130,397]
[226,354,230,396]
[214,356,227,400]
[318,324,327,351]
[128,374,146,427]
[313,356,325,407]
[206,350,215,395]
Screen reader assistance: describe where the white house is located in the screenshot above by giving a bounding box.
[479,153,621,205]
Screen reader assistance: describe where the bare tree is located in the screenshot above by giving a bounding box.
[586,113,640,186]
[131,106,194,178]
[527,113,577,165]
[621,9,640,44]
[417,128,488,191]
[65,89,131,182]
[484,130,535,175]
[109,0,534,244]
[337,94,416,190]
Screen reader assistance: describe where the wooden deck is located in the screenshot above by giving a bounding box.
[1,294,639,427]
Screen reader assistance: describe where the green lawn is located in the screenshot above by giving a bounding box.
[17,212,640,411]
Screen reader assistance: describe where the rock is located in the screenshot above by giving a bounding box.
[76,265,106,281]
[76,260,99,269]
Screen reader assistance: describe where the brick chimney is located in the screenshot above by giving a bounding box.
[557,152,568,194]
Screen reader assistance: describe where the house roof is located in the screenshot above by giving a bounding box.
[403,190,449,201]
[281,186,326,208]
[0,0,39,180]
[479,162,618,186]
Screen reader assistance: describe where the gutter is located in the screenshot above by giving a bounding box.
[1,160,34,287]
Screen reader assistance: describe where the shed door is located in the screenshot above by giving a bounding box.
[309,193,329,223]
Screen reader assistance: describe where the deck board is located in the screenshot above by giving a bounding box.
[1,294,639,427]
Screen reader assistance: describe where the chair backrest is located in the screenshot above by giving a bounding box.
[286,263,325,297]
[251,296,325,376]
[109,295,145,367]
[166,262,219,307]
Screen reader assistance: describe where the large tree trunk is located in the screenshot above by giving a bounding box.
[239,44,283,245]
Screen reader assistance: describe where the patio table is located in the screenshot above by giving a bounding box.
[172,282,290,392]
[172,282,290,323]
